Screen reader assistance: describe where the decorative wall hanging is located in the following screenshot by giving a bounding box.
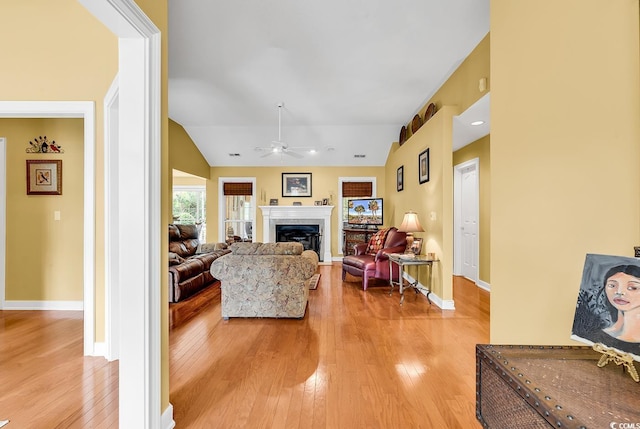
[419,148,430,184]
[26,159,62,195]
[397,166,404,192]
[26,135,64,153]
[423,103,437,123]
[282,172,312,197]
[399,125,407,146]
[410,114,422,134]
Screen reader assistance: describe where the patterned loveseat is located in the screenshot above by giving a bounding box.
[210,242,319,319]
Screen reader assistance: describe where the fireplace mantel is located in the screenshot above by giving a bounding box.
[259,205,334,264]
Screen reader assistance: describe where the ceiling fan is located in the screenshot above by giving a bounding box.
[254,102,309,159]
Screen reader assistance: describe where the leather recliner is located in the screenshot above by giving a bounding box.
[341,227,407,290]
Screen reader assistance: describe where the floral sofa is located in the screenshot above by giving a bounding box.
[168,224,231,302]
[210,242,319,319]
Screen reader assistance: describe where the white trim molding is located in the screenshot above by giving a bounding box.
[0,100,96,356]
[2,300,84,311]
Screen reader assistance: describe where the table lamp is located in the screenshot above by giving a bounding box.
[398,211,424,253]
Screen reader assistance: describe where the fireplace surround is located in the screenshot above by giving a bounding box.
[259,205,334,264]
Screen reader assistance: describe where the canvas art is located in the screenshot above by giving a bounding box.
[571,253,640,362]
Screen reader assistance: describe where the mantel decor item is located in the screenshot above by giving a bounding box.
[397,166,404,192]
[26,135,64,153]
[282,172,312,197]
[571,253,640,381]
[26,159,62,195]
[269,198,278,206]
[419,148,430,184]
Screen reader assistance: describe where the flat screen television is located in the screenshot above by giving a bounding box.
[347,198,383,226]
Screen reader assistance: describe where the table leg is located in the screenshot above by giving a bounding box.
[399,264,406,305]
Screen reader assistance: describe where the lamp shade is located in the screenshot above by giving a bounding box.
[398,211,424,233]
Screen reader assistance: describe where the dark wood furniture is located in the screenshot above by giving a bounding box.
[476,344,640,429]
[342,227,378,256]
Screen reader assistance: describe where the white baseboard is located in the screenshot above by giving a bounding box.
[401,272,455,310]
[2,300,83,310]
[163,404,176,429]
[477,279,491,292]
[93,342,107,358]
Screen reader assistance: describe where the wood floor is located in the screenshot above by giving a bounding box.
[169,264,489,428]
[0,263,489,428]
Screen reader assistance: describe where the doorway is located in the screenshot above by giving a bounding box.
[0,101,96,354]
[454,158,479,283]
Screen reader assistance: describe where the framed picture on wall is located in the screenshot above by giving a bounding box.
[419,148,430,184]
[282,172,312,197]
[26,159,62,195]
[397,166,404,192]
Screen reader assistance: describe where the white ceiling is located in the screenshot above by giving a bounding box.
[168,1,490,167]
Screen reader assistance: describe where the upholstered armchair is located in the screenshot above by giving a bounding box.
[341,227,407,290]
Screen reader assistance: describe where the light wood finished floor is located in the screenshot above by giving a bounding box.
[0,263,489,428]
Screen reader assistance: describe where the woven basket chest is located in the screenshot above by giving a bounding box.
[476,344,640,428]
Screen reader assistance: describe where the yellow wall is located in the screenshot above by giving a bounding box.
[0,0,118,337]
[383,34,490,303]
[2,118,84,301]
[169,119,210,179]
[453,135,491,283]
[385,107,457,301]
[208,166,385,255]
[490,1,640,344]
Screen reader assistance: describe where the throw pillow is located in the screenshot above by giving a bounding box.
[169,251,185,266]
[366,228,390,255]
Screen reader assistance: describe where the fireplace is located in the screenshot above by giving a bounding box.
[275,224,320,258]
[259,205,334,264]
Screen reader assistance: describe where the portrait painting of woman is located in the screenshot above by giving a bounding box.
[571,254,640,361]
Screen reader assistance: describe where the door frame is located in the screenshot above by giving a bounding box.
[453,157,479,282]
[0,101,96,354]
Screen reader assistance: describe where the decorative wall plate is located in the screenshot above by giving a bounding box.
[424,103,437,122]
[399,125,407,146]
[410,114,422,134]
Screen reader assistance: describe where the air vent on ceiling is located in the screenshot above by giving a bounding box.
[228,153,241,157]
[354,154,366,158]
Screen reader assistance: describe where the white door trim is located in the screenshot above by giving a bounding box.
[453,157,479,281]
[78,0,164,427]
[104,74,120,362]
[0,101,96,354]
[0,138,5,311]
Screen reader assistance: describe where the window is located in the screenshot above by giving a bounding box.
[341,181,373,224]
[173,186,206,241]
[223,181,253,241]
[338,178,376,254]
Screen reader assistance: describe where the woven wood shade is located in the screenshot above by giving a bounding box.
[223,182,253,196]
[342,182,373,198]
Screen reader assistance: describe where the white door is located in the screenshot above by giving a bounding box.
[460,163,479,281]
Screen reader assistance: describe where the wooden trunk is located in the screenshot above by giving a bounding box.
[476,344,640,429]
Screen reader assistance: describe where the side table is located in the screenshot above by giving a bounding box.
[387,253,438,305]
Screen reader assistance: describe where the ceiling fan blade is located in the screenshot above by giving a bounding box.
[283,149,303,159]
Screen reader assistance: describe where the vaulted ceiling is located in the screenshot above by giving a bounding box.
[168,1,490,167]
